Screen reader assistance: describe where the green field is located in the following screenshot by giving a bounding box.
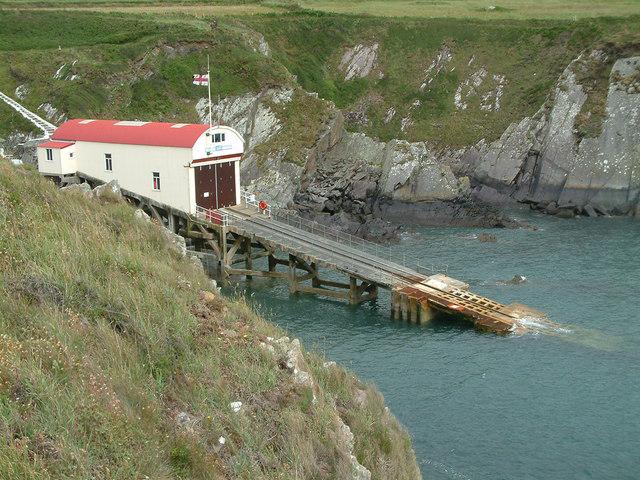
[2,0,640,19]
[286,0,640,20]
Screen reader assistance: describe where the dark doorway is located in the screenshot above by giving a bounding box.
[194,162,236,210]
[215,161,236,208]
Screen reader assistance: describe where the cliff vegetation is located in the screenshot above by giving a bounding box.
[0,159,420,479]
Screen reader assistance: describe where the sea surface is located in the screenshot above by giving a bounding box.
[229,209,640,480]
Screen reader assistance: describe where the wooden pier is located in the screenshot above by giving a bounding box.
[72,172,543,335]
[179,202,544,335]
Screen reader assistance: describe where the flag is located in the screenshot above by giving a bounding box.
[192,74,209,86]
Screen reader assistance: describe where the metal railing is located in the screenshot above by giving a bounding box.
[270,207,411,264]
[236,189,451,276]
[239,189,272,217]
[196,189,449,277]
[195,205,230,226]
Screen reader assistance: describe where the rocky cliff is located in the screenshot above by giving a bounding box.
[473,54,640,217]
[3,11,639,231]
[203,50,639,229]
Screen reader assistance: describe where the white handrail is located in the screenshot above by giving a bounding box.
[209,189,448,277]
[239,189,271,217]
[195,205,230,226]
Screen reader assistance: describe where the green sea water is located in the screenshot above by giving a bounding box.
[230,209,640,479]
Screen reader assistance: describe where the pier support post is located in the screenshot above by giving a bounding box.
[268,254,276,272]
[409,298,418,324]
[219,228,229,284]
[391,290,401,320]
[400,294,409,322]
[288,254,297,294]
[168,213,177,233]
[311,262,319,288]
[349,276,359,305]
[245,238,253,280]
[419,301,437,324]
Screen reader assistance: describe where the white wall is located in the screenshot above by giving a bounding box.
[74,141,193,213]
[37,145,77,175]
[192,125,244,160]
[36,125,245,214]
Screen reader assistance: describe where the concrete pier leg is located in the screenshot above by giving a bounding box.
[409,298,418,324]
[288,255,297,293]
[219,230,228,284]
[168,214,177,233]
[392,291,401,320]
[400,294,409,322]
[419,301,437,324]
[311,262,320,288]
[349,277,359,305]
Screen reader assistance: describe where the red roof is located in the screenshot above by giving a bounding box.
[38,140,75,149]
[51,119,210,148]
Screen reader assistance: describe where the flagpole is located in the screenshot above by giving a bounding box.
[207,54,212,130]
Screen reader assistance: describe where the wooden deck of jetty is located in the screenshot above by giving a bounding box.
[72,174,542,335]
[187,203,542,335]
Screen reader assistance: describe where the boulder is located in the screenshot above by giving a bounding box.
[544,202,560,215]
[134,209,151,221]
[478,233,497,243]
[162,228,187,257]
[92,180,122,201]
[583,204,599,218]
[505,275,527,285]
[591,203,610,216]
[555,208,575,219]
[60,182,91,196]
[274,337,314,389]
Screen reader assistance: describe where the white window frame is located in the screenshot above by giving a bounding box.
[105,153,113,171]
[46,148,53,161]
[152,172,161,191]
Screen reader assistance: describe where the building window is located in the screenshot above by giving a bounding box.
[213,133,226,143]
[105,153,112,171]
[69,152,73,158]
[152,172,160,191]
[46,148,53,161]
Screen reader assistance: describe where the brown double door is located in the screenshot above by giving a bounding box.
[194,161,236,210]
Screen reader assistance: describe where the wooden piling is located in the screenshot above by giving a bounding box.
[391,290,401,320]
[245,238,253,280]
[288,254,297,293]
[349,276,359,305]
[419,300,437,324]
[400,293,409,322]
[409,297,418,324]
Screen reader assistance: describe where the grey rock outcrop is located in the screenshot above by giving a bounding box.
[380,140,468,202]
[339,44,379,81]
[198,87,302,208]
[92,180,122,200]
[61,182,92,196]
[473,53,640,215]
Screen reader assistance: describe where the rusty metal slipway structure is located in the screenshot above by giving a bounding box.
[180,191,543,335]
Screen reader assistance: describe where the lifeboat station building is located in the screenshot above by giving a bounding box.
[36,119,244,214]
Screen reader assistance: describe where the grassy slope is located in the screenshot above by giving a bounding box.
[0,159,420,479]
[1,7,638,150]
[0,9,291,135]
[249,13,640,146]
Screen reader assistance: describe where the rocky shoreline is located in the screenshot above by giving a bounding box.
[3,49,638,240]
